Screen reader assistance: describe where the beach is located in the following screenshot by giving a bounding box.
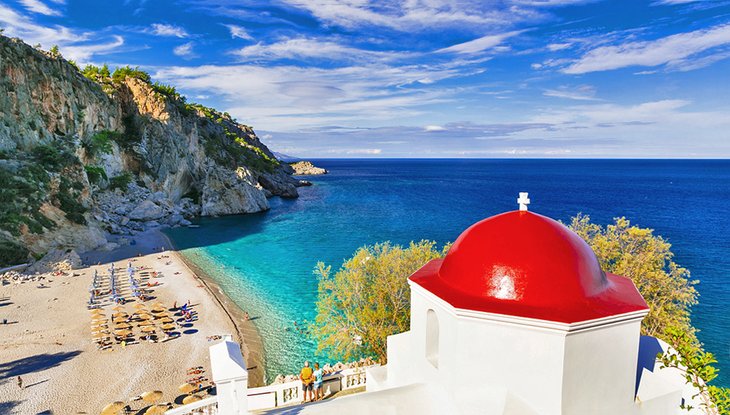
[0,229,264,415]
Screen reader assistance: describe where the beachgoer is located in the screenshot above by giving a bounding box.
[17,376,22,389]
[300,361,314,403]
[313,362,324,400]
[244,312,250,321]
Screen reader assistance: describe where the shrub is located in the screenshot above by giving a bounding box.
[81,64,111,82]
[112,66,151,84]
[31,144,77,172]
[49,45,61,58]
[84,165,107,184]
[151,82,185,102]
[109,172,132,191]
[56,177,86,224]
[0,237,29,268]
[82,130,117,158]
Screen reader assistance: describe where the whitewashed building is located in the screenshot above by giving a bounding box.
[172,194,703,415]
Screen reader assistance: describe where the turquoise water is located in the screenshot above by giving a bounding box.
[165,159,730,385]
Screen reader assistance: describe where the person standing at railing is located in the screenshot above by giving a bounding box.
[300,361,314,403]
[313,363,324,401]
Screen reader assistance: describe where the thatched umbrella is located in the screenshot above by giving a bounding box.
[114,322,132,329]
[133,303,147,309]
[140,326,156,334]
[138,320,155,327]
[113,329,132,337]
[140,390,163,402]
[158,317,174,324]
[100,401,125,415]
[137,313,152,320]
[160,323,176,332]
[143,404,168,415]
[178,383,196,394]
[182,394,203,405]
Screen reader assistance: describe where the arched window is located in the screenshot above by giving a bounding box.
[426,309,439,368]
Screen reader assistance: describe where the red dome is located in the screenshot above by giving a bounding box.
[409,211,648,323]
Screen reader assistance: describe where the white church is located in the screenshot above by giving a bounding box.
[184,194,705,415]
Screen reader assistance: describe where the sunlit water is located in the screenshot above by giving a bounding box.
[165,159,730,385]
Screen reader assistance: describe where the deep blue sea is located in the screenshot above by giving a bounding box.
[165,159,730,385]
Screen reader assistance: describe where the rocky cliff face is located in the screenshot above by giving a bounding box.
[0,35,304,266]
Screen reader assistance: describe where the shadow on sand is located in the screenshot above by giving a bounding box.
[0,350,81,380]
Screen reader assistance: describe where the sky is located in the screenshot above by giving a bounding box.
[1,0,730,158]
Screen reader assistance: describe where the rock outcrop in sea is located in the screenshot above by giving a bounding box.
[290,161,328,176]
[0,35,306,266]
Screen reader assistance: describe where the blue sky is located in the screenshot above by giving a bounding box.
[1,0,730,157]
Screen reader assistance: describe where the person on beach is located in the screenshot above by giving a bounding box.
[313,362,324,401]
[17,376,22,389]
[300,361,314,403]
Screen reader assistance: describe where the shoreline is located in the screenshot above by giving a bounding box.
[160,231,267,386]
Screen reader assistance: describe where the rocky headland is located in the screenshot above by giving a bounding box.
[0,35,309,267]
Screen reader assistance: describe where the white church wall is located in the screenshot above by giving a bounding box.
[560,319,643,415]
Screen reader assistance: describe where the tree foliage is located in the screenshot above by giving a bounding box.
[568,214,698,342]
[311,241,448,363]
[659,326,730,414]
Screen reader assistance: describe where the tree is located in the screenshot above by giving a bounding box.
[568,214,698,343]
[311,241,448,363]
[659,326,730,414]
[49,45,61,58]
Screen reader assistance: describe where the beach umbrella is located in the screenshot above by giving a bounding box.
[112,312,128,318]
[137,314,152,320]
[160,323,176,331]
[152,302,165,308]
[133,303,147,309]
[140,390,163,402]
[143,404,168,415]
[114,329,132,337]
[178,383,196,394]
[100,401,125,415]
[90,309,105,315]
[141,326,156,333]
[182,394,203,405]
[138,320,155,327]
[159,317,174,324]
[114,322,132,329]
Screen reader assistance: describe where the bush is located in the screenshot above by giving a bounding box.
[56,177,86,224]
[112,66,151,84]
[0,237,29,268]
[31,144,77,172]
[82,130,117,158]
[109,172,132,191]
[84,165,107,184]
[48,45,61,58]
[81,64,111,82]
[151,82,185,102]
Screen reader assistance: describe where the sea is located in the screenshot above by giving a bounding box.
[164,159,730,386]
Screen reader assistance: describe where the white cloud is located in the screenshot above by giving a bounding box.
[652,0,700,4]
[18,0,61,16]
[438,30,524,54]
[149,23,189,38]
[62,35,125,61]
[424,125,446,132]
[0,4,123,62]
[279,0,541,31]
[547,42,572,51]
[153,62,465,130]
[224,24,253,40]
[232,37,408,62]
[543,85,599,101]
[564,23,730,74]
[173,42,196,59]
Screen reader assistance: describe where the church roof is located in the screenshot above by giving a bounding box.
[409,210,649,323]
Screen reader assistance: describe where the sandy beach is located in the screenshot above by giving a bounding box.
[0,229,264,415]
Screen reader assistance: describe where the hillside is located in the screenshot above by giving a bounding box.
[0,35,306,267]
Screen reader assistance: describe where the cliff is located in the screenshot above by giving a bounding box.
[0,35,304,266]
